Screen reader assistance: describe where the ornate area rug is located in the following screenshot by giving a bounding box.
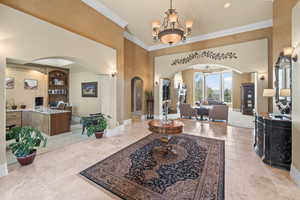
[80,134,225,200]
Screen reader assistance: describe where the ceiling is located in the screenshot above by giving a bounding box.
[32,58,74,67]
[95,0,273,46]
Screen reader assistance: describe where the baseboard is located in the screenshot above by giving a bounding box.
[154,115,162,120]
[231,108,241,112]
[291,164,300,186]
[123,119,132,125]
[0,163,8,177]
[141,115,147,121]
[106,124,125,137]
[72,116,81,123]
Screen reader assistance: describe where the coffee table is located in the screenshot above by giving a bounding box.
[148,120,184,157]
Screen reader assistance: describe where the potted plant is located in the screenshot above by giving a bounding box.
[7,127,47,166]
[86,114,111,139]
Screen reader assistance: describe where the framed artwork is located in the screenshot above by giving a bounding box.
[5,77,15,89]
[24,79,38,89]
[82,82,98,97]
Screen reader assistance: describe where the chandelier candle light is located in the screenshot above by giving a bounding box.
[152,0,193,45]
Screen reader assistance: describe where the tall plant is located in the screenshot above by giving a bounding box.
[8,127,47,157]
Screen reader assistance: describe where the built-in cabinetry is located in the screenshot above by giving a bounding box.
[254,113,292,170]
[240,83,255,115]
[6,110,70,136]
[48,70,69,106]
[6,111,22,127]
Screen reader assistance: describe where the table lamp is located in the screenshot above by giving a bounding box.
[280,89,291,97]
[263,89,276,97]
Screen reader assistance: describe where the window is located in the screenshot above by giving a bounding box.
[206,73,221,101]
[194,71,232,104]
[194,73,204,102]
[223,72,232,103]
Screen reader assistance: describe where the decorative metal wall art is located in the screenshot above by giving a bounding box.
[171,50,238,66]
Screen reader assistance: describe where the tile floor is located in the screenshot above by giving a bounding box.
[0,120,299,200]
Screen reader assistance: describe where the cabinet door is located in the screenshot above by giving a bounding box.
[6,112,22,127]
[50,113,70,136]
[22,111,32,127]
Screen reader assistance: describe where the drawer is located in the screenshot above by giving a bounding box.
[6,112,21,120]
[6,118,22,127]
[6,112,22,127]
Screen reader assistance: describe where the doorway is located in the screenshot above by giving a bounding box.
[131,77,143,114]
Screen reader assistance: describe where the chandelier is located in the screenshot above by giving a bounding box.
[152,0,193,45]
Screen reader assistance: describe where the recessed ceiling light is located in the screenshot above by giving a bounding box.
[224,2,231,8]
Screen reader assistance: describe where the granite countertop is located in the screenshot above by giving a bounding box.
[7,108,71,115]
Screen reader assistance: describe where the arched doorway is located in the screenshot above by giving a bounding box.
[131,77,144,114]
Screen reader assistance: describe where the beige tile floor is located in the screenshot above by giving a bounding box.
[0,120,299,200]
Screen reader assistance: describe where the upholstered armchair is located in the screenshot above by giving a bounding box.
[179,103,197,119]
[209,105,229,122]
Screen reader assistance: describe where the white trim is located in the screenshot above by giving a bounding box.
[78,3,273,52]
[154,115,162,120]
[81,0,128,28]
[123,119,132,125]
[106,124,125,137]
[0,163,8,177]
[123,32,149,50]
[291,164,300,186]
[148,19,273,51]
[72,116,81,123]
[141,115,147,121]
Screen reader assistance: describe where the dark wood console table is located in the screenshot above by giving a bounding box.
[254,113,292,170]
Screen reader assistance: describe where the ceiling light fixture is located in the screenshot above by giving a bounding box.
[152,0,193,45]
[224,2,231,8]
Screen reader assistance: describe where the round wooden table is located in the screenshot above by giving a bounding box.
[148,120,184,157]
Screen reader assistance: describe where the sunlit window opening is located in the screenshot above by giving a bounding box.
[194,71,232,104]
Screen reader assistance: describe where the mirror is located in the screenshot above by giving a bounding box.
[274,55,292,114]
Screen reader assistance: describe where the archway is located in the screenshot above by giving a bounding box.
[0,4,118,176]
[131,77,144,114]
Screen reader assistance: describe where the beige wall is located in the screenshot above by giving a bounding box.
[69,70,102,117]
[0,0,124,50]
[69,67,117,126]
[0,4,119,176]
[5,65,48,109]
[124,39,152,119]
[254,72,269,114]
[181,69,194,105]
[292,0,300,179]
[0,0,126,124]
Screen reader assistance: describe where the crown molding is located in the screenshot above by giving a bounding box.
[148,19,273,51]
[81,0,128,28]
[79,1,272,52]
[123,31,149,50]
